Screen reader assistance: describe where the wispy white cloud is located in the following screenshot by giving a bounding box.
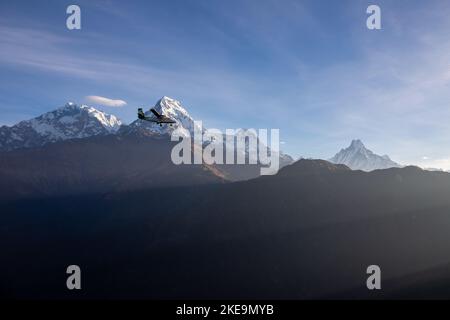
[86,95,127,107]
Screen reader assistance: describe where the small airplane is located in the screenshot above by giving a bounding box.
[137,108,176,126]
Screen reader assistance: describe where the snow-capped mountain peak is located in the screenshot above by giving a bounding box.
[155,96,190,118]
[0,103,122,151]
[126,96,202,137]
[349,139,365,150]
[329,139,400,171]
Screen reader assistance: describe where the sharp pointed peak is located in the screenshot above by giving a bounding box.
[160,95,176,101]
[349,139,365,149]
[154,96,189,116]
[156,96,180,106]
[329,139,400,171]
[129,96,199,137]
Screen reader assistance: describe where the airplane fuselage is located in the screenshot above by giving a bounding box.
[155,116,176,124]
[137,107,176,125]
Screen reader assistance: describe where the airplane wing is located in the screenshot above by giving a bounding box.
[150,108,162,118]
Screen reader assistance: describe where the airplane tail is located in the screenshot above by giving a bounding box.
[137,108,145,119]
[150,108,162,118]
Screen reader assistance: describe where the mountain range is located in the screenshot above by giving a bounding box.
[0,97,403,176]
[0,97,295,200]
[0,96,413,205]
[0,96,411,202]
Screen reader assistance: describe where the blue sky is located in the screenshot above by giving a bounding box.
[1,0,450,168]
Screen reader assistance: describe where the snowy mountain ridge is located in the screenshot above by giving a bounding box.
[0,97,293,173]
[126,97,294,168]
[0,102,121,151]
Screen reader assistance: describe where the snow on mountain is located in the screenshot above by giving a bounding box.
[0,102,122,151]
[125,96,293,163]
[329,139,401,171]
[0,96,294,175]
[220,129,293,166]
[124,96,202,137]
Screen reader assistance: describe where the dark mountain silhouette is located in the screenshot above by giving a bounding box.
[0,121,293,200]
[3,159,450,299]
[0,132,225,200]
